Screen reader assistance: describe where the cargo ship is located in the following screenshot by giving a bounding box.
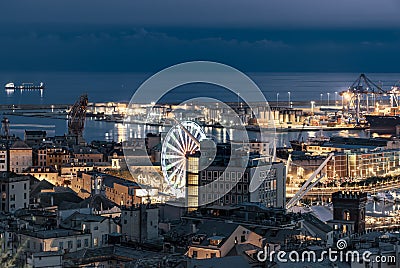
[5,82,44,90]
[365,114,400,135]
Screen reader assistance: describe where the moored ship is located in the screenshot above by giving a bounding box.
[5,82,44,90]
[365,106,400,135]
[365,114,400,135]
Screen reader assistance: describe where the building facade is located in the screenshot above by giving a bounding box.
[120,204,159,243]
[186,143,286,210]
[0,172,30,212]
[9,140,32,173]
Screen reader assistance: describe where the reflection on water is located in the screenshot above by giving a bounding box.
[4,113,372,146]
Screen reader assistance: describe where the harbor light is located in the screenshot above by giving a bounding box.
[310,101,315,115]
[327,93,330,106]
[276,92,279,108]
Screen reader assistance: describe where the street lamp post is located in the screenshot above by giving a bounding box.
[276,92,279,108]
[327,93,330,106]
[335,91,338,105]
[311,101,315,115]
[320,93,323,105]
[288,91,291,108]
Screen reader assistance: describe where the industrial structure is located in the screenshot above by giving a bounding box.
[68,94,89,145]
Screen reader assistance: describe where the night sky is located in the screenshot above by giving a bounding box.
[1,0,400,72]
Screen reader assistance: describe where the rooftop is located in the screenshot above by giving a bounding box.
[10,140,31,149]
[21,228,85,239]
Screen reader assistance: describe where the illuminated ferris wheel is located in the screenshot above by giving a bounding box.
[161,121,206,189]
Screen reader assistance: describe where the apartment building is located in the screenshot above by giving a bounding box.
[0,172,30,212]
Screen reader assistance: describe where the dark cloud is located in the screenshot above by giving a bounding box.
[0,26,400,72]
[0,0,399,28]
[0,1,399,72]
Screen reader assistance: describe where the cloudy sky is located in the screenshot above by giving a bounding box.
[1,0,400,72]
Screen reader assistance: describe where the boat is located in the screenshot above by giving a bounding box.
[5,82,44,90]
[365,114,400,135]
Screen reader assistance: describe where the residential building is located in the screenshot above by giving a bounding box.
[30,251,63,268]
[24,166,59,185]
[70,172,142,206]
[0,172,30,212]
[19,229,92,253]
[24,130,46,147]
[0,142,7,172]
[186,221,263,259]
[72,146,103,164]
[9,140,32,173]
[46,148,71,169]
[60,162,111,176]
[60,212,119,248]
[121,204,159,243]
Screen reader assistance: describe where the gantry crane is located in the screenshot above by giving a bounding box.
[340,74,388,124]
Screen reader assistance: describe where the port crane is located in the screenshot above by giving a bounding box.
[286,153,334,210]
[68,94,88,142]
[340,74,390,123]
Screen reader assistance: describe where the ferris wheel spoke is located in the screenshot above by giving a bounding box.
[177,127,187,151]
[164,154,183,160]
[170,132,185,152]
[165,158,185,171]
[166,143,185,155]
[192,127,201,141]
[187,137,199,153]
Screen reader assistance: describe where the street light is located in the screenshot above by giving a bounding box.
[320,93,323,105]
[276,92,279,108]
[335,91,338,104]
[327,93,330,106]
[311,101,315,115]
[288,91,291,108]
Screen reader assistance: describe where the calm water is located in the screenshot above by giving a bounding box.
[0,72,395,142]
[1,72,400,105]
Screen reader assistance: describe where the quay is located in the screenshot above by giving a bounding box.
[287,179,400,200]
[0,104,70,110]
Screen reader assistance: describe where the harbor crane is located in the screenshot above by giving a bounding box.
[340,74,389,123]
[68,94,88,143]
[286,153,334,210]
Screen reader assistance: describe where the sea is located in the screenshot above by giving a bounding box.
[1,72,400,143]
